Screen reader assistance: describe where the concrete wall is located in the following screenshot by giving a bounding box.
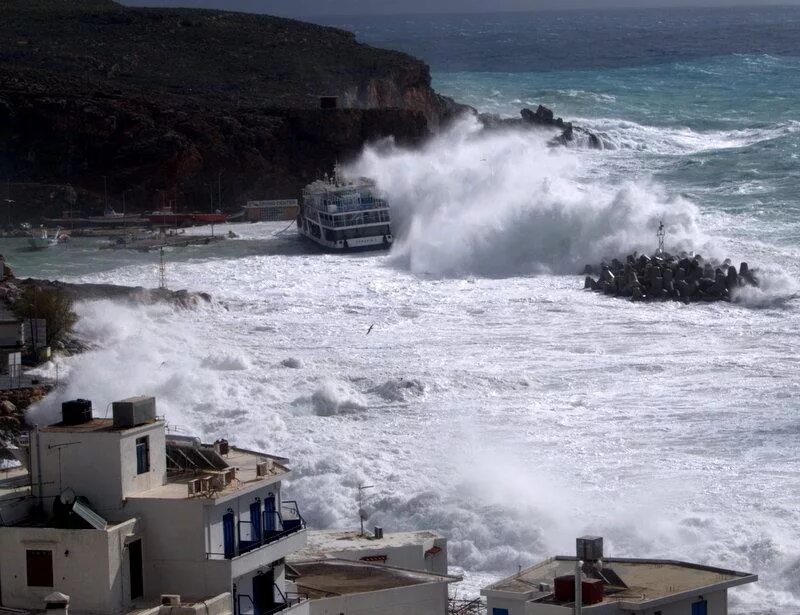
[518,589,728,615]
[305,581,449,615]
[486,595,530,615]
[30,421,166,519]
[31,427,123,516]
[0,519,137,614]
[525,603,572,615]
[123,497,208,597]
[324,537,448,576]
[120,424,167,500]
[638,590,727,615]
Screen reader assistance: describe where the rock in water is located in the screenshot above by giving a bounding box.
[582,252,760,304]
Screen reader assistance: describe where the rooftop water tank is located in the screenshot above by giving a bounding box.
[112,396,156,428]
[61,399,92,425]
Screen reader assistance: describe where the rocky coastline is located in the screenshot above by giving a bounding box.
[481,105,604,149]
[0,0,467,221]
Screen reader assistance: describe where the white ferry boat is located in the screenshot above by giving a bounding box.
[298,173,392,250]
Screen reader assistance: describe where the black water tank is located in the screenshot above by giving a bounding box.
[62,399,92,425]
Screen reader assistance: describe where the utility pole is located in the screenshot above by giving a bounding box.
[158,246,167,289]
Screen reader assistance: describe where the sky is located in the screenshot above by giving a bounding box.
[121,0,800,17]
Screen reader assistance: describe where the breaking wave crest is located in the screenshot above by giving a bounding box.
[581,118,800,156]
[349,116,709,277]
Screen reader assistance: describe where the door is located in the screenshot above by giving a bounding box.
[250,500,262,544]
[264,493,276,533]
[692,600,708,615]
[252,568,275,615]
[129,539,143,600]
[223,511,236,559]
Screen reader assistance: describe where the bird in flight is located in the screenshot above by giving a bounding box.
[366,324,375,335]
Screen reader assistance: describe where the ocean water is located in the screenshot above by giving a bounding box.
[6,7,800,613]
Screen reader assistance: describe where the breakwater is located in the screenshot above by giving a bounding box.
[583,252,759,302]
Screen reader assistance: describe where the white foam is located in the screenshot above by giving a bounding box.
[349,116,709,276]
[579,118,800,156]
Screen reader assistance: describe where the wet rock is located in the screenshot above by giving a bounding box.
[581,250,760,304]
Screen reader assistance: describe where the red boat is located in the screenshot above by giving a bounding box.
[148,211,228,226]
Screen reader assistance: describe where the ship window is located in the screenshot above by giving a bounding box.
[136,436,150,474]
[26,549,53,587]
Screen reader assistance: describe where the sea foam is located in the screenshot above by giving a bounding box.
[348,116,709,277]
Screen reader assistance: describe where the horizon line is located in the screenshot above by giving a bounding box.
[119,2,800,19]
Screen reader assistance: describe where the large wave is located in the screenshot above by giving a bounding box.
[348,116,709,277]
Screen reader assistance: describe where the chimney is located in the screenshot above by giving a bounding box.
[44,591,69,614]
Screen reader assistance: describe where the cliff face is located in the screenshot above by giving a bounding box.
[0,0,466,218]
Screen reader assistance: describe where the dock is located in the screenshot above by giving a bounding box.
[102,234,225,251]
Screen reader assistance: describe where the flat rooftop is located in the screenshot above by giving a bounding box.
[484,557,757,605]
[129,445,289,500]
[290,559,456,599]
[40,418,159,433]
[291,529,443,560]
[0,463,30,502]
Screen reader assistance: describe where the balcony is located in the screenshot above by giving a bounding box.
[207,501,308,578]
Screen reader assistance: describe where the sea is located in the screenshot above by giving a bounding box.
[4,7,800,613]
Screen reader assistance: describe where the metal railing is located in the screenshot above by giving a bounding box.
[210,502,306,560]
[235,584,306,615]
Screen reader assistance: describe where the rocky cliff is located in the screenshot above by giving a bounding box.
[0,0,466,219]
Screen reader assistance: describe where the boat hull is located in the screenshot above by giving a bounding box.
[28,237,59,249]
[298,224,392,252]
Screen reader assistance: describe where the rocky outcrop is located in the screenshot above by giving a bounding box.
[481,105,603,149]
[14,279,211,308]
[583,252,759,303]
[0,0,468,221]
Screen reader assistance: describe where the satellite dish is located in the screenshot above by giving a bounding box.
[358,508,369,521]
[59,488,76,508]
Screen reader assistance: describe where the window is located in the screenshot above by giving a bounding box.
[26,550,53,587]
[492,609,509,615]
[136,436,150,474]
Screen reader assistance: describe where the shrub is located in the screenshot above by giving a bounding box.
[12,286,77,347]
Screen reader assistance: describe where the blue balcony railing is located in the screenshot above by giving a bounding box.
[212,501,305,560]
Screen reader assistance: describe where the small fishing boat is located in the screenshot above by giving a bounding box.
[28,227,63,249]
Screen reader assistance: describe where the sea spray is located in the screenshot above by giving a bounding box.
[348,116,710,276]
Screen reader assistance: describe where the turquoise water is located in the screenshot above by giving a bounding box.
[321,8,800,257]
[433,53,800,246]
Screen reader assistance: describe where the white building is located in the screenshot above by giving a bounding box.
[291,529,449,576]
[287,558,458,615]
[482,536,757,615]
[0,396,309,615]
[244,200,299,222]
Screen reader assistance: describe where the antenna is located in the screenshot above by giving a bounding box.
[357,483,374,536]
[158,245,167,289]
[656,220,666,255]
